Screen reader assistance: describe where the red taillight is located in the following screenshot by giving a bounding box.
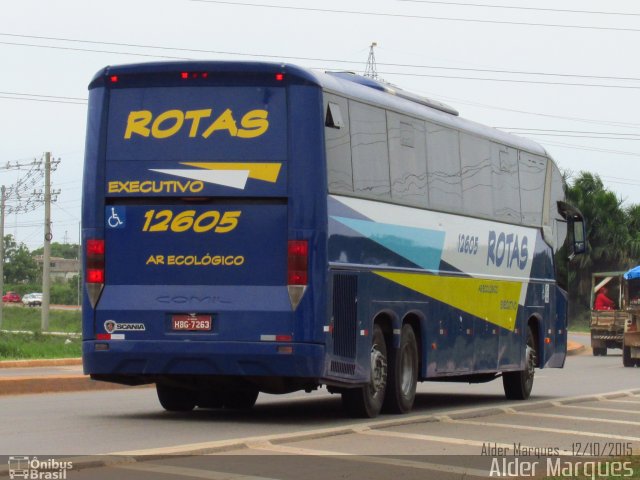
[86,239,105,284]
[275,73,284,81]
[109,75,118,83]
[87,268,105,284]
[181,72,189,79]
[288,240,308,285]
[86,239,105,255]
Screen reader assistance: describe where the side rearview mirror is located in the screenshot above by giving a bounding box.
[557,201,587,259]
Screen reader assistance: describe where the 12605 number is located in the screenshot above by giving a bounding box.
[142,210,241,233]
[458,234,479,254]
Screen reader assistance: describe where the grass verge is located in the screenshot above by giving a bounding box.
[0,331,81,360]
[0,307,81,360]
[0,306,81,333]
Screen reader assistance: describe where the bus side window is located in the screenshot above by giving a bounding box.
[350,101,391,200]
[519,152,547,226]
[426,123,463,213]
[387,111,428,207]
[325,95,353,194]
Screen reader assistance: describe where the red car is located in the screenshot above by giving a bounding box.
[2,291,21,303]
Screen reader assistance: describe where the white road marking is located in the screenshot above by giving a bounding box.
[514,411,640,426]
[359,428,574,455]
[553,403,640,415]
[245,441,489,478]
[600,398,640,404]
[245,441,349,456]
[447,419,640,442]
[108,388,640,457]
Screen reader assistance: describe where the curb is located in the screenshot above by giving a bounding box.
[0,358,146,396]
[0,375,146,396]
[0,358,82,368]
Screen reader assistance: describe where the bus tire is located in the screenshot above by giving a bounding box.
[197,391,224,409]
[156,384,197,412]
[623,347,634,367]
[342,324,387,418]
[223,389,259,409]
[503,326,536,400]
[383,324,418,414]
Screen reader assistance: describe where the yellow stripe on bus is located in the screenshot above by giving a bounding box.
[181,162,282,183]
[373,271,523,331]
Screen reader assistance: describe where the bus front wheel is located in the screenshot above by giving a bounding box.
[156,384,197,412]
[342,324,388,418]
[384,324,418,414]
[503,326,536,400]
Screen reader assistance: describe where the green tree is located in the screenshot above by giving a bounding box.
[565,173,635,315]
[31,242,80,260]
[2,234,38,284]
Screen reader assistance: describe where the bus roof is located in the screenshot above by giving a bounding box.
[91,60,549,158]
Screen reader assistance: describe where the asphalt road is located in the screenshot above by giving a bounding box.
[0,345,637,457]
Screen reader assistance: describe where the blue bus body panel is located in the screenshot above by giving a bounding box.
[83,62,331,382]
[83,61,567,390]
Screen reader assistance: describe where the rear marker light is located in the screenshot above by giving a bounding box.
[87,239,105,255]
[275,73,284,81]
[87,268,105,284]
[85,238,105,308]
[109,75,118,83]
[287,240,308,310]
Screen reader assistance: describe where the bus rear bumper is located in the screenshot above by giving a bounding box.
[82,340,325,381]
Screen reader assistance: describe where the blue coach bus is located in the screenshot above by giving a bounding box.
[82,61,585,417]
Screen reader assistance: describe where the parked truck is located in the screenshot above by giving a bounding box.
[622,267,640,367]
[590,272,626,356]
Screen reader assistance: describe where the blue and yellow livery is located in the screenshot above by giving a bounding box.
[82,61,585,418]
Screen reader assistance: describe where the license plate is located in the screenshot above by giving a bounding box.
[172,315,212,331]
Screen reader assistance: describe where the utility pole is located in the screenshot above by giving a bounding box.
[364,42,379,80]
[0,186,5,329]
[42,152,52,331]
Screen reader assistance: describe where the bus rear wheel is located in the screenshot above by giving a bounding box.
[222,389,259,409]
[503,326,536,400]
[383,324,418,414]
[342,324,388,418]
[156,384,197,412]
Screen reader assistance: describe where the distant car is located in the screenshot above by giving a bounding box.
[2,291,21,303]
[22,293,43,307]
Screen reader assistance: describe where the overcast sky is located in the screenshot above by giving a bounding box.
[1,0,639,250]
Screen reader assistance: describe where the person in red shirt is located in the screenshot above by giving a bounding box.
[594,287,616,310]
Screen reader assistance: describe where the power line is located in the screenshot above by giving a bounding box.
[2,33,640,85]
[540,140,640,157]
[378,69,640,89]
[0,91,86,102]
[397,0,640,18]
[0,95,86,105]
[496,128,640,136]
[511,132,640,141]
[189,0,640,33]
[2,40,638,91]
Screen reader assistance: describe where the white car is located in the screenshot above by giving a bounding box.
[22,293,43,307]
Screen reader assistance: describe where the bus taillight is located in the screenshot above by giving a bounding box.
[287,240,308,310]
[287,240,308,285]
[85,239,105,308]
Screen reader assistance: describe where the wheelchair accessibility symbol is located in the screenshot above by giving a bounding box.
[106,206,126,228]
